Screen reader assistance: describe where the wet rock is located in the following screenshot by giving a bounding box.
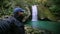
[25,25,54,34]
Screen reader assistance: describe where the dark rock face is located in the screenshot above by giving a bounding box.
[38,17,51,21]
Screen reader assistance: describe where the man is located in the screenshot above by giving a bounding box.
[0,7,25,34]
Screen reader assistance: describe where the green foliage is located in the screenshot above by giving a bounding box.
[49,0,60,19]
[0,0,60,20]
[0,0,13,17]
[42,0,60,20]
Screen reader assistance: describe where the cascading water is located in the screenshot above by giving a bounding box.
[32,5,38,21]
[31,5,38,28]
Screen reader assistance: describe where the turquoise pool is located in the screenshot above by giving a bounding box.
[25,21,60,34]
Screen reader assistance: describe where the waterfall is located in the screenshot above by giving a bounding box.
[31,5,38,28]
[32,5,38,21]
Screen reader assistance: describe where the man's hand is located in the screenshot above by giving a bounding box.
[22,6,31,22]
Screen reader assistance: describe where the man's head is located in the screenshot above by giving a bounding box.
[13,7,25,22]
[13,7,24,16]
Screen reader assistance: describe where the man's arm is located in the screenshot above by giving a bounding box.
[22,7,31,22]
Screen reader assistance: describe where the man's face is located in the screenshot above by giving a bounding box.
[17,12,24,22]
[18,12,24,16]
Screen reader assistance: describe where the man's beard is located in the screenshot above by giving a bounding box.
[17,15,24,22]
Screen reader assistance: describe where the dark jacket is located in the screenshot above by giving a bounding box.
[0,16,25,34]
